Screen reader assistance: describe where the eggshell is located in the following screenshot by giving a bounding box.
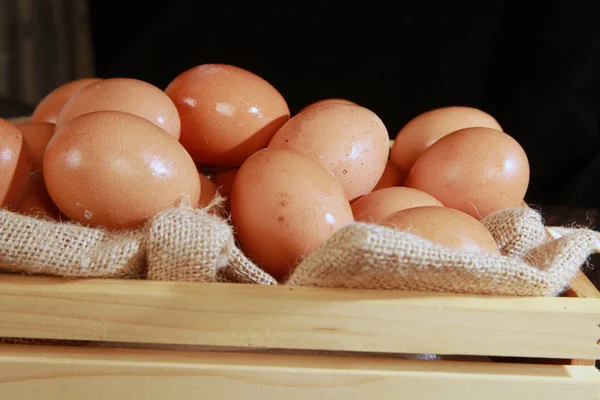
[16,122,54,172]
[390,106,502,176]
[405,127,529,219]
[269,103,389,201]
[32,78,101,124]
[372,160,406,191]
[210,168,238,195]
[0,118,31,209]
[382,206,500,254]
[230,148,354,280]
[210,167,238,211]
[198,173,218,207]
[17,171,60,221]
[352,187,443,222]
[300,98,356,113]
[56,78,181,139]
[165,64,290,166]
[44,111,200,229]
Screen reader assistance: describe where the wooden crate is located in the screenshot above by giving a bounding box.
[0,269,599,399]
[2,117,599,398]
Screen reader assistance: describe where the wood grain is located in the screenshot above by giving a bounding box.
[566,270,600,299]
[1,274,599,360]
[0,344,598,400]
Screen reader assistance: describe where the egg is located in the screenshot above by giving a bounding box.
[0,118,31,209]
[56,78,181,139]
[382,206,500,254]
[372,159,406,191]
[198,173,218,208]
[405,127,529,219]
[209,167,238,212]
[44,111,200,229]
[390,106,502,176]
[165,64,290,167]
[16,122,54,172]
[31,78,101,124]
[300,98,356,113]
[210,168,238,197]
[269,103,390,201]
[230,148,354,280]
[352,187,443,222]
[17,171,60,221]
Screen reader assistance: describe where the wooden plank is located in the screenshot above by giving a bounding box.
[563,271,600,366]
[1,274,599,360]
[566,270,600,299]
[0,344,598,400]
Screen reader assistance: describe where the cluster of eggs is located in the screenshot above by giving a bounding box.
[0,64,529,281]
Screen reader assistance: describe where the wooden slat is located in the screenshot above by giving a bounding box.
[1,274,599,360]
[0,344,598,400]
[566,270,600,299]
[563,271,600,366]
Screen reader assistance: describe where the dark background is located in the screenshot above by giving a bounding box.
[1,0,599,286]
[91,0,600,290]
[88,0,600,213]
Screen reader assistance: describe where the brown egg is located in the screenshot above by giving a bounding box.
[390,106,502,176]
[165,64,290,166]
[44,111,200,229]
[208,167,238,212]
[269,103,389,201]
[352,187,443,222]
[198,173,218,207]
[0,119,31,209]
[300,98,356,113]
[405,127,530,219]
[17,171,60,220]
[56,78,181,139]
[32,78,101,124]
[16,122,54,171]
[230,148,354,280]
[210,168,238,198]
[383,206,500,254]
[372,160,406,191]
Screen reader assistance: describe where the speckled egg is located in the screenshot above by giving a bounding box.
[16,122,55,172]
[372,159,406,191]
[209,167,238,212]
[32,78,101,124]
[383,206,500,254]
[210,168,238,197]
[391,106,502,176]
[165,64,290,167]
[352,187,443,222]
[198,173,218,208]
[56,78,181,139]
[17,170,60,221]
[300,98,356,113]
[230,148,354,280]
[269,103,389,201]
[405,127,530,219]
[44,111,200,229]
[0,118,30,209]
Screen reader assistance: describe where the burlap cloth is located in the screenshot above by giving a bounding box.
[0,203,598,297]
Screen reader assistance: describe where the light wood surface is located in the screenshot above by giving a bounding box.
[567,270,600,299]
[1,274,599,360]
[0,344,598,400]
[564,272,599,365]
